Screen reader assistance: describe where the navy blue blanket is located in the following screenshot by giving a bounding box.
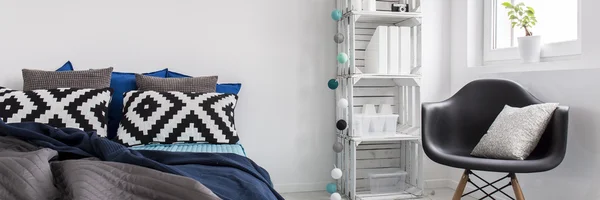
[0,121,283,200]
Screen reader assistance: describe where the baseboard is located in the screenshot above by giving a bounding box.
[277,179,454,194]
[275,181,332,193]
[424,179,451,189]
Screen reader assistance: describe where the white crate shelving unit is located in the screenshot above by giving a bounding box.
[334,0,423,199]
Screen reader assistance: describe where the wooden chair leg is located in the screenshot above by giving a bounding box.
[452,170,469,200]
[510,173,525,200]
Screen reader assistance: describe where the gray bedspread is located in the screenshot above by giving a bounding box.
[0,136,221,200]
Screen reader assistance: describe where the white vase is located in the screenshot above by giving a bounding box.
[517,35,541,63]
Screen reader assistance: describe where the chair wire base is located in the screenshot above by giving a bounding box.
[461,170,516,200]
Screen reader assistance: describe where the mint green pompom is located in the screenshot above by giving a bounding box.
[331,9,343,21]
[337,53,348,64]
[326,183,337,194]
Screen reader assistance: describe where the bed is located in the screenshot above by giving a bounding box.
[0,121,282,200]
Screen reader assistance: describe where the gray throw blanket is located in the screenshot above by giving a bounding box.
[0,136,221,200]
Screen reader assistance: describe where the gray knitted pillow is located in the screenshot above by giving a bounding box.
[135,74,217,93]
[22,67,113,90]
[471,103,559,160]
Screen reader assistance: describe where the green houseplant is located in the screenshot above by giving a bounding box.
[502,2,541,63]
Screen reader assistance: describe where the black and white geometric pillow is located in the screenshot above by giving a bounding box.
[116,90,239,146]
[0,87,112,135]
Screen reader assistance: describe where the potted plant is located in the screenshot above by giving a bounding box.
[502,2,539,63]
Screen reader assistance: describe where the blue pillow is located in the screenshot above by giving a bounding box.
[56,64,168,139]
[56,61,74,71]
[167,71,242,94]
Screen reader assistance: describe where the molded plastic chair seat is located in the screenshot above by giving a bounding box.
[425,144,563,173]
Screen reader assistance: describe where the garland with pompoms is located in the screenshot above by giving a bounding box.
[326,8,347,200]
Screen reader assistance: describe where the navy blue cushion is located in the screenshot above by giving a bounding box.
[56,64,167,139]
[167,71,242,94]
[56,61,74,71]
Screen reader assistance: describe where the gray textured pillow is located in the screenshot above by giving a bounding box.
[471,103,559,160]
[135,74,218,93]
[22,67,113,90]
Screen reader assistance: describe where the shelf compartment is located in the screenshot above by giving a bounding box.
[346,11,422,25]
[348,72,421,87]
[344,140,424,200]
[350,131,420,143]
[350,73,421,79]
[355,186,423,200]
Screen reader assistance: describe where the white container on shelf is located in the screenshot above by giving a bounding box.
[363,0,376,11]
[362,104,377,115]
[369,170,408,194]
[378,104,393,114]
[354,104,398,136]
[353,115,368,136]
[369,115,386,133]
[353,115,399,136]
[382,114,399,132]
[365,26,388,74]
[352,0,363,11]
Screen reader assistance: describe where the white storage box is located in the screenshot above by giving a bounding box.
[369,170,408,194]
[353,114,398,136]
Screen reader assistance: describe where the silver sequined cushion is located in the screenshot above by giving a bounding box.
[470,103,559,160]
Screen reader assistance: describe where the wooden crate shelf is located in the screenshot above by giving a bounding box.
[345,11,422,25]
[335,1,424,199]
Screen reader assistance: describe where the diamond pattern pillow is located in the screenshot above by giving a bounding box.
[115,90,239,146]
[0,87,113,135]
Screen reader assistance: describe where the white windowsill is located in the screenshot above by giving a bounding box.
[470,54,589,74]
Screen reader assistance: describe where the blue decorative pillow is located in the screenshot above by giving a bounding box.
[167,71,242,94]
[56,61,74,71]
[56,64,168,139]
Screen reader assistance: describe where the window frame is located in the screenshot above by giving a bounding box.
[483,0,582,63]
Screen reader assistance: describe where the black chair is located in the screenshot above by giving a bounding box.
[422,79,569,200]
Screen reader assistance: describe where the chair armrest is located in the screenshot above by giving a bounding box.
[544,105,569,168]
[422,101,453,160]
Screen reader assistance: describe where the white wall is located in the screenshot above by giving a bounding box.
[0,0,338,192]
[420,0,452,187]
[449,0,600,199]
[0,0,452,193]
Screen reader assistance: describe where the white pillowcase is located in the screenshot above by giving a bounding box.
[470,103,559,160]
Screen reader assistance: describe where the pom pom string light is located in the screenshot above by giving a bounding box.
[331,10,343,21]
[336,119,347,131]
[337,52,349,64]
[330,193,342,200]
[337,98,348,109]
[326,183,337,194]
[328,79,339,90]
[334,33,345,43]
[331,166,343,180]
[333,142,344,153]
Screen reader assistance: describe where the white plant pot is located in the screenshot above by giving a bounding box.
[517,35,541,63]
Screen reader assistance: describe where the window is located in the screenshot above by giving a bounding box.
[483,0,581,63]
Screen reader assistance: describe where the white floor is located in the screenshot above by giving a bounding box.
[281,188,476,200]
